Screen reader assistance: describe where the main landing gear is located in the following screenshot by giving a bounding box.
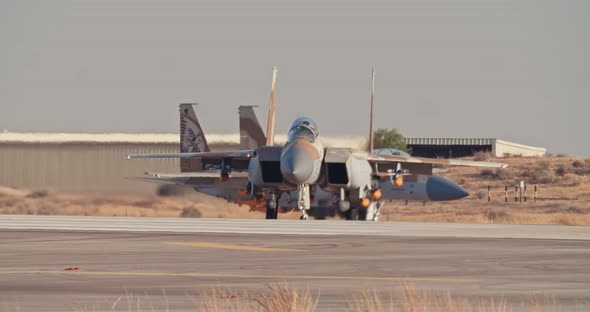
[265,193,279,220]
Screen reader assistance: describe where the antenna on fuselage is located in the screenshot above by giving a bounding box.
[369,67,376,153]
[265,66,278,146]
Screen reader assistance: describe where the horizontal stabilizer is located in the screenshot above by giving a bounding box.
[144,171,249,179]
[127,171,249,186]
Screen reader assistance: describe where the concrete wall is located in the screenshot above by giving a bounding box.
[493,140,547,157]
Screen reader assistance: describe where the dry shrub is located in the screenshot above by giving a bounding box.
[555,160,590,177]
[476,190,487,200]
[180,206,202,218]
[571,159,590,176]
[480,168,514,181]
[27,189,52,198]
[554,164,569,177]
[255,284,319,312]
[486,210,513,223]
[522,166,555,184]
[474,151,492,161]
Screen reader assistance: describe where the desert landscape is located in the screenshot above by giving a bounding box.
[2,154,588,225]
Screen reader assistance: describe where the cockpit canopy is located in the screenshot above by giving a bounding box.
[287,117,319,143]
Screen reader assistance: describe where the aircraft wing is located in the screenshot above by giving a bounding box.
[126,151,253,159]
[366,153,508,169]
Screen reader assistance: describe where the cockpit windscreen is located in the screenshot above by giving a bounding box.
[287,117,318,143]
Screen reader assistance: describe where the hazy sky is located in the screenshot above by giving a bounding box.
[2,0,589,155]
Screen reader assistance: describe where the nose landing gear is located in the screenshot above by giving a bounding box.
[298,184,310,220]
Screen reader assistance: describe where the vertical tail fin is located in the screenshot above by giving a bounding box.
[239,105,267,149]
[179,103,210,153]
[265,66,278,146]
[369,67,376,152]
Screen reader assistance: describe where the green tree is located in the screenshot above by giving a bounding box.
[372,128,410,152]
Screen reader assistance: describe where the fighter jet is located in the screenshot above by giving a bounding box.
[237,105,469,220]
[128,67,506,220]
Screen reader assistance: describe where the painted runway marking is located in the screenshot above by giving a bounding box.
[0,271,478,283]
[165,242,303,252]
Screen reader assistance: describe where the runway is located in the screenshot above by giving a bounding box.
[2,214,590,239]
[1,215,589,311]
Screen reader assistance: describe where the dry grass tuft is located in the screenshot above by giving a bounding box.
[349,285,511,312]
[349,289,391,312]
[255,283,319,312]
[195,284,318,312]
[196,287,257,312]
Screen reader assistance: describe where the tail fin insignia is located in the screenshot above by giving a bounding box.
[180,103,210,153]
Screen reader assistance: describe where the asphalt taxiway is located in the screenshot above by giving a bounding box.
[0,215,589,311]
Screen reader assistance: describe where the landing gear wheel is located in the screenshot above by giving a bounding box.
[265,197,278,220]
[265,207,276,219]
[345,207,359,220]
[300,214,308,220]
[338,200,351,212]
[358,207,367,221]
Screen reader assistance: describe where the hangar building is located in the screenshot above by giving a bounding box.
[404,138,546,158]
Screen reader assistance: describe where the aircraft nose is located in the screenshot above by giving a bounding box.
[426,175,469,201]
[281,149,314,185]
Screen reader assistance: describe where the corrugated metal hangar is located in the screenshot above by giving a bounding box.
[405,138,547,158]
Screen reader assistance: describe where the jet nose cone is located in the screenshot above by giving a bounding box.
[281,150,314,184]
[426,175,469,201]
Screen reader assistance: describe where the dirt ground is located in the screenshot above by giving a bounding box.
[1,155,589,225]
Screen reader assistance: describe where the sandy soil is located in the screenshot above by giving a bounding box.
[0,155,588,225]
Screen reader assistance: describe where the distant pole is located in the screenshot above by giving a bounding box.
[369,67,375,152]
[487,185,491,202]
[524,185,527,203]
[519,186,523,204]
[504,186,508,203]
[534,186,538,203]
[405,200,408,206]
[515,186,518,203]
